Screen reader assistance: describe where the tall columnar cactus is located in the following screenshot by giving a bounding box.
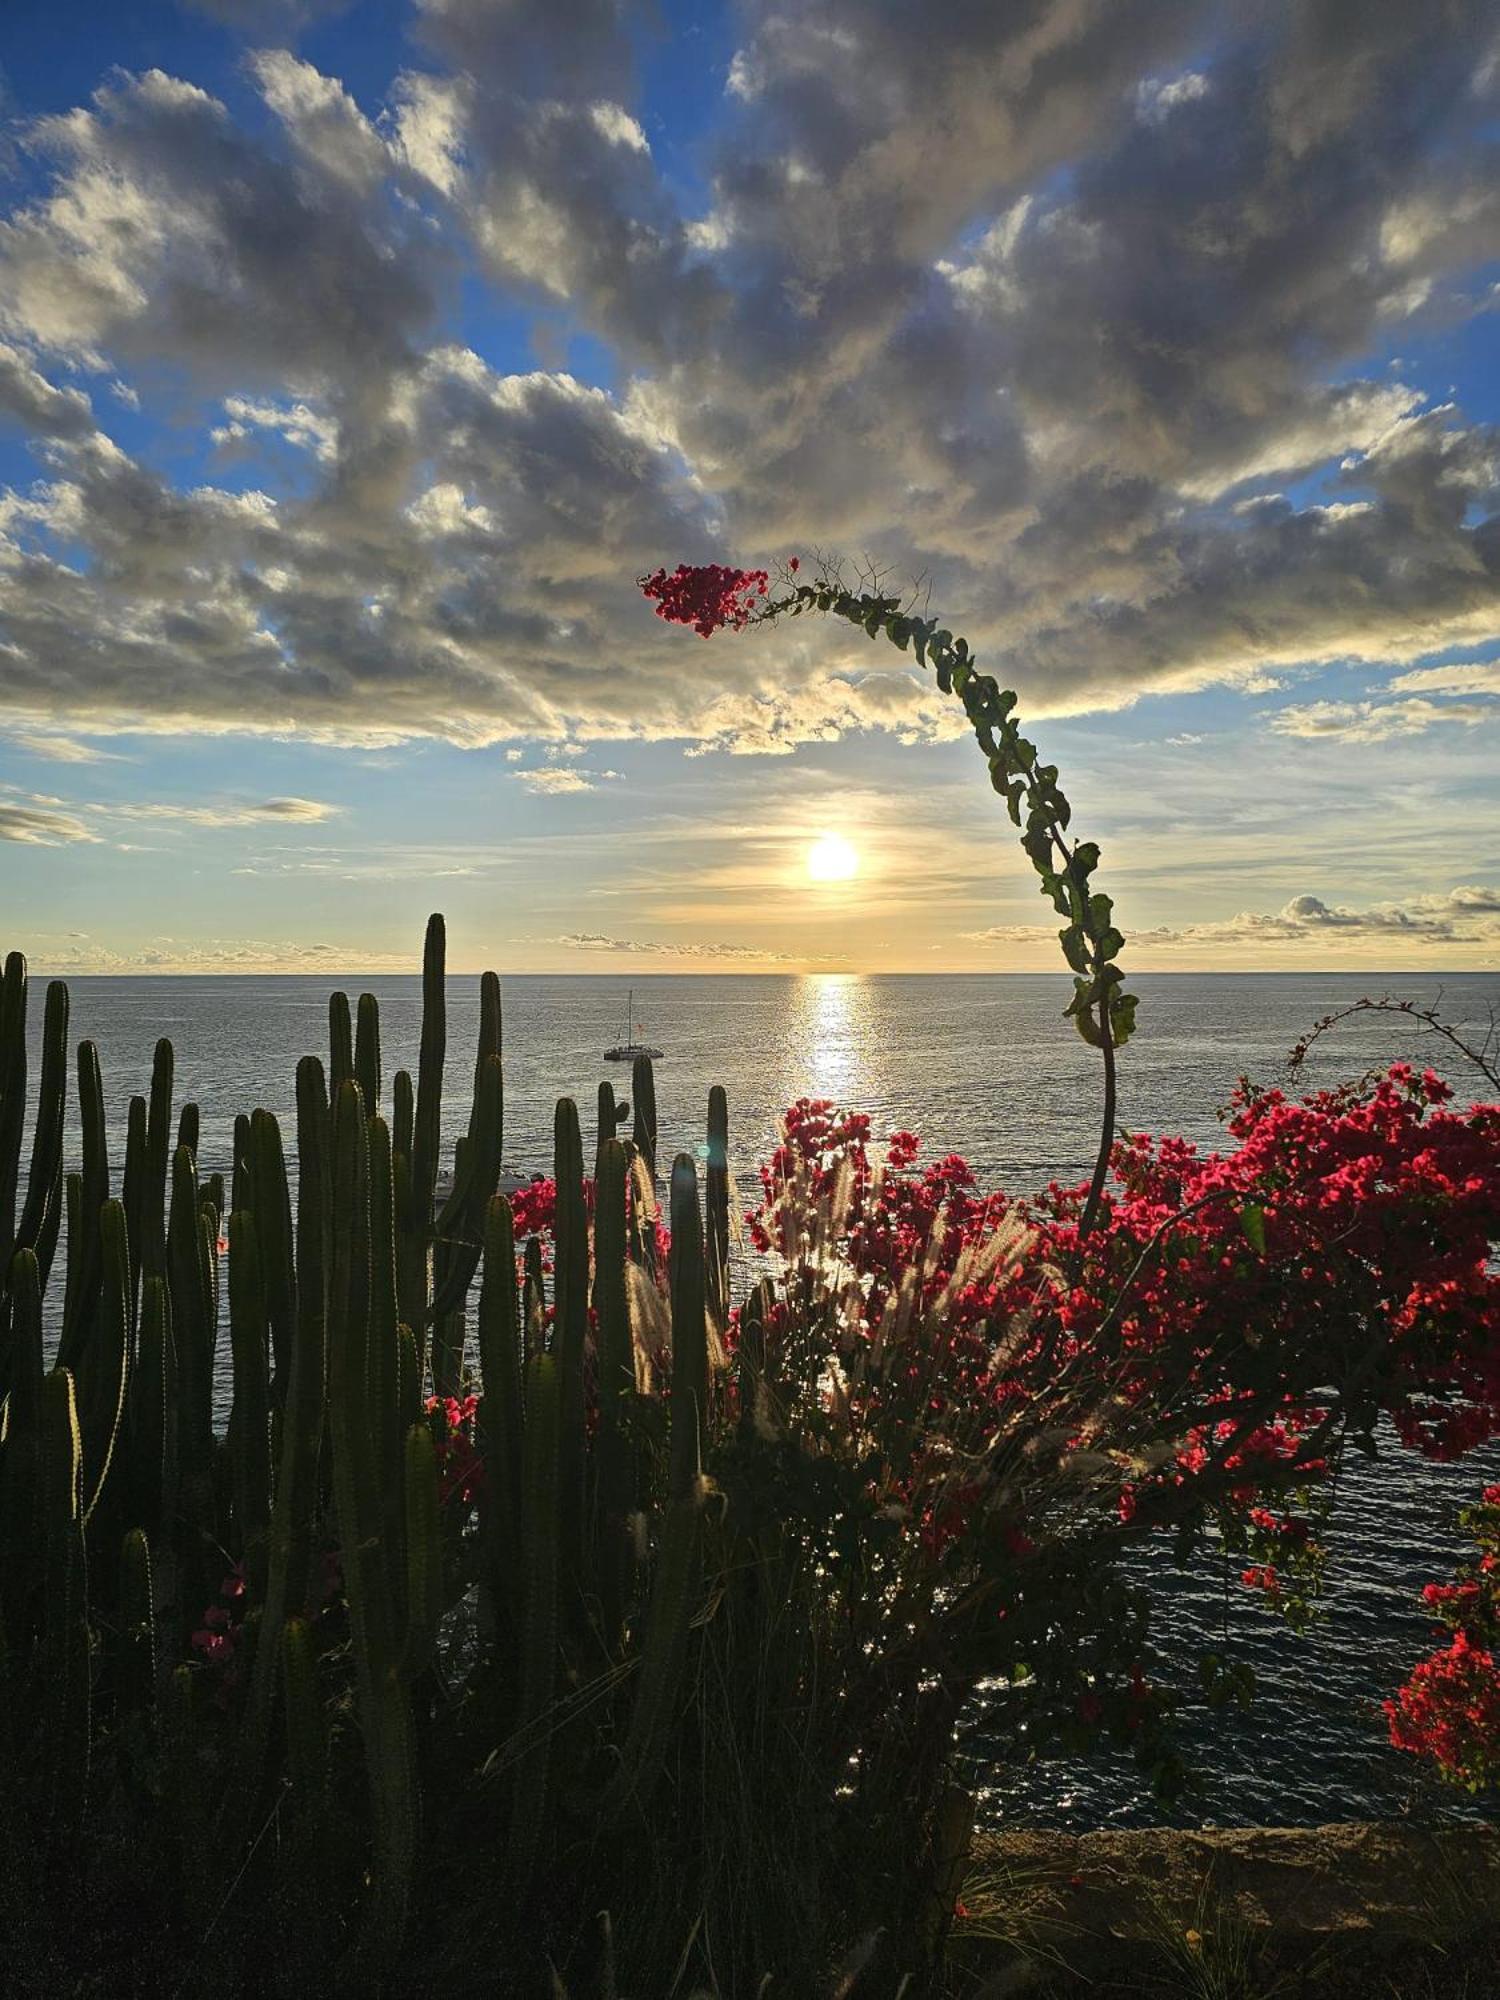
[0,916,745,1976]
[592,1138,635,1651]
[326,1076,444,1950]
[0,962,69,1313]
[226,1063,327,1852]
[355,991,382,1117]
[37,1367,90,1840]
[227,1207,272,1591]
[478,1194,523,1621]
[505,1348,561,1896]
[117,1525,157,1725]
[631,1052,658,1183]
[705,1086,730,1332]
[553,1098,589,1585]
[600,1156,711,1820]
[1,1245,45,1653]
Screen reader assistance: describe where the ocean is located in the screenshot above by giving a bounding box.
[18,966,1500,1830]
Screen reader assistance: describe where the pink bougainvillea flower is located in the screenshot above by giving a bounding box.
[639,562,770,638]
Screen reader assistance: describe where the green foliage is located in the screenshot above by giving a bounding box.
[769,574,1135,1052]
[759,568,1137,1231]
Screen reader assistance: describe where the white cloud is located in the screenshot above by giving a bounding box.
[556,931,792,961]
[7,732,126,764]
[106,796,341,826]
[1271,696,1499,743]
[513,767,621,794]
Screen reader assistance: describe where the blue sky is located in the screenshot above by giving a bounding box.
[1,0,1498,973]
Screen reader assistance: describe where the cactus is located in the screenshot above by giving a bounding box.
[506,1349,561,1895]
[410,915,446,1248]
[0,916,760,1979]
[4,972,69,1294]
[80,1197,131,1527]
[37,1367,90,1839]
[168,1142,217,1543]
[118,1525,156,1722]
[601,1156,710,1821]
[554,1099,589,1584]
[249,1108,297,1394]
[329,990,354,1096]
[281,1615,328,1819]
[631,1053,658,1183]
[592,1139,635,1650]
[326,1078,423,1949]
[706,1086,730,1333]
[130,1275,178,1549]
[227,1208,272,1588]
[0,1246,44,1651]
[355,991,382,1116]
[668,1156,709,1500]
[401,1422,441,1676]
[58,1040,109,1364]
[225,1060,327,1854]
[523,1234,547,1363]
[478,1195,523,1601]
[123,1094,149,1328]
[0,952,25,1268]
[602,1477,707,1821]
[143,1038,174,1281]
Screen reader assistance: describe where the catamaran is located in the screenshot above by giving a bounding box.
[604,988,663,1062]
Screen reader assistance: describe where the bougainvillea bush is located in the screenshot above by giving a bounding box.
[472,1060,1500,1981]
[1388,1484,1500,1791]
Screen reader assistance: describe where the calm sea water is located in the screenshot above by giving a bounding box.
[21,968,1500,1830]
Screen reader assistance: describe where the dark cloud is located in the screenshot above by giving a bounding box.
[0,3,1498,749]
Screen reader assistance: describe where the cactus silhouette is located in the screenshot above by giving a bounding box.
[0,921,744,1976]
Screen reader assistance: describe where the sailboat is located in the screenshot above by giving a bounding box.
[604,988,663,1062]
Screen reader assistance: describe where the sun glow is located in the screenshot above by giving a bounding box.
[806,832,860,883]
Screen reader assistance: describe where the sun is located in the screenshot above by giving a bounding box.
[806,832,860,883]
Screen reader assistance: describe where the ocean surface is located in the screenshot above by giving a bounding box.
[20,967,1500,1831]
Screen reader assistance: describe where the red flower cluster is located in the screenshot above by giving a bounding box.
[639,562,769,637]
[1387,1484,1500,1788]
[427,1392,485,1507]
[191,1562,249,1697]
[1386,1633,1500,1791]
[504,1065,1499,1783]
[741,1068,1500,1607]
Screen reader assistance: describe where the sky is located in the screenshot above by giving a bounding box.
[0,0,1497,976]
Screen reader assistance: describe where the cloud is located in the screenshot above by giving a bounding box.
[179,0,355,35]
[513,767,621,794]
[555,932,792,961]
[0,339,94,439]
[1390,659,1500,697]
[1137,886,1500,947]
[1271,695,1499,742]
[0,3,1497,757]
[970,885,1500,954]
[23,933,414,975]
[7,732,126,763]
[104,795,340,826]
[0,799,98,843]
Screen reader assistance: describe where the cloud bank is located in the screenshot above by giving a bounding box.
[0,3,1496,758]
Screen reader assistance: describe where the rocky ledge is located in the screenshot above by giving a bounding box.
[958,1821,1500,1990]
